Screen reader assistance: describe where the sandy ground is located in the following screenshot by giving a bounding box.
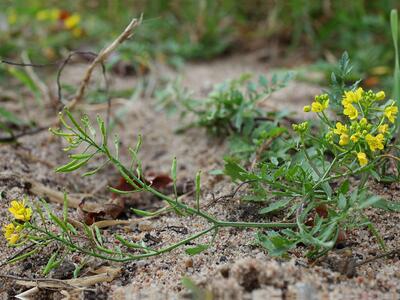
[0,52,399,299]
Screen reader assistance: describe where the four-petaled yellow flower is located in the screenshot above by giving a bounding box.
[365,133,385,152]
[303,105,311,112]
[339,134,349,146]
[333,122,348,135]
[311,100,329,113]
[357,152,368,166]
[378,124,389,134]
[342,87,363,106]
[384,105,398,123]
[343,103,358,120]
[9,200,32,222]
[2,223,23,245]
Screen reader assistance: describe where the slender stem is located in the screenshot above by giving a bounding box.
[301,136,322,177]
[217,221,296,228]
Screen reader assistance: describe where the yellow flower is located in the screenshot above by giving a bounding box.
[343,104,358,120]
[342,87,363,106]
[303,105,311,112]
[360,118,368,126]
[64,14,80,29]
[375,91,385,101]
[333,122,348,135]
[384,105,398,123]
[365,133,385,152]
[9,200,32,222]
[350,132,361,142]
[311,99,329,113]
[339,134,349,146]
[2,223,23,245]
[378,124,389,134]
[357,152,368,166]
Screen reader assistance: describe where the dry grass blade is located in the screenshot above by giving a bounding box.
[3,271,119,290]
[15,287,39,300]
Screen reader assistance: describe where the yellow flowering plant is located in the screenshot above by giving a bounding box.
[307,87,398,173]
[224,85,400,258]
[2,198,32,246]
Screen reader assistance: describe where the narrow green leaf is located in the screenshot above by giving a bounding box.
[259,198,291,214]
[63,192,68,222]
[7,248,39,264]
[131,208,157,217]
[185,244,209,255]
[42,251,59,275]
[50,213,69,234]
[195,171,201,211]
[94,225,103,246]
[171,157,178,199]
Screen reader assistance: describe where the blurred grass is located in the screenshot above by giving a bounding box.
[0,0,399,84]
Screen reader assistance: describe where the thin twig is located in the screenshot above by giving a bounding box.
[205,180,255,208]
[56,51,104,105]
[65,16,142,111]
[0,126,48,143]
[354,248,400,268]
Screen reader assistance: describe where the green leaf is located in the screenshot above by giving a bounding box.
[7,248,39,264]
[256,231,295,257]
[94,225,103,246]
[0,107,24,125]
[108,186,142,194]
[338,193,347,210]
[259,199,291,214]
[208,169,224,175]
[63,192,68,222]
[224,158,256,182]
[42,251,60,275]
[185,244,209,255]
[372,199,400,212]
[8,67,42,104]
[50,213,69,234]
[55,157,91,173]
[131,208,158,217]
[359,195,382,209]
[338,180,350,194]
[195,171,201,211]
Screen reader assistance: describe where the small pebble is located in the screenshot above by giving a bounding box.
[185,258,194,268]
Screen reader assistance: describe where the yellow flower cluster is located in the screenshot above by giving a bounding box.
[2,223,23,245]
[305,88,398,167]
[304,94,329,113]
[36,9,83,38]
[2,199,32,245]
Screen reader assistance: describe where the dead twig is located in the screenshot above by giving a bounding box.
[0,126,48,143]
[65,16,142,112]
[205,180,256,208]
[354,248,400,268]
[0,272,117,289]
